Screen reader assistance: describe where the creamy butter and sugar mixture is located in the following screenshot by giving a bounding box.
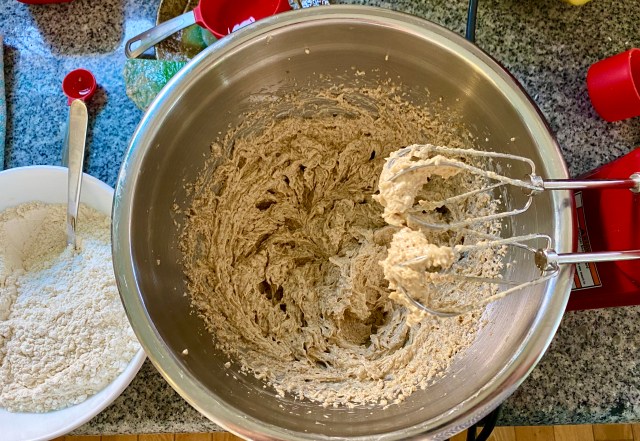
[181,84,500,407]
[376,145,504,324]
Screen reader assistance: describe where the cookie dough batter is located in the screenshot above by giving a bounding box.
[181,85,494,407]
[376,144,504,323]
[376,149,463,227]
[379,227,456,324]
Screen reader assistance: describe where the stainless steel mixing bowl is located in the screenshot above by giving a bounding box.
[113,6,574,440]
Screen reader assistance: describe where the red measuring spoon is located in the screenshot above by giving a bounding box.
[125,0,291,59]
[61,70,92,246]
[62,68,96,105]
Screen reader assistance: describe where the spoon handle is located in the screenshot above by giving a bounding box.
[125,11,197,59]
[67,99,88,248]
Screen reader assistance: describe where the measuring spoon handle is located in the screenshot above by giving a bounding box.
[125,11,197,59]
[67,99,88,248]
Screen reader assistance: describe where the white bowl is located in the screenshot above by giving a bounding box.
[0,165,146,441]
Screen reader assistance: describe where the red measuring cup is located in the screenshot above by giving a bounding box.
[125,0,290,59]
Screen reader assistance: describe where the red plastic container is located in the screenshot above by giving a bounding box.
[587,48,640,122]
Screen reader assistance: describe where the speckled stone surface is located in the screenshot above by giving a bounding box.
[1,0,639,434]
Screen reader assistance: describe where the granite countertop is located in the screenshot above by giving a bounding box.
[1,0,639,435]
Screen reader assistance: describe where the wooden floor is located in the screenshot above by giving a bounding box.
[53,424,640,441]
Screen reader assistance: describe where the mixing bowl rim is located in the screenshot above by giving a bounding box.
[113,5,574,440]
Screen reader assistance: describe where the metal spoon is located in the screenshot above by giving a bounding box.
[66,99,88,249]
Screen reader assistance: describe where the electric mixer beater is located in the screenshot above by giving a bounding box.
[377,144,640,317]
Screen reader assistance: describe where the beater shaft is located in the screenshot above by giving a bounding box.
[537,249,640,271]
[532,173,640,193]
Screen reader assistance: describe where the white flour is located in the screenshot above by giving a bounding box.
[0,202,139,413]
